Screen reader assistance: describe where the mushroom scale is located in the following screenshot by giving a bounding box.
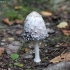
[23,11,49,41]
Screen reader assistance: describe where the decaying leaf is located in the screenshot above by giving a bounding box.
[63,11,67,14]
[14,63,23,67]
[61,29,70,36]
[7,37,15,42]
[57,21,68,28]
[2,18,23,25]
[0,47,5,56]
[60,6,67,11]
[14,6,22,9]
[41,11,52,17]
[24,48,30,53]
[61,42,68,47]
[50,52,70,63]
[2,18,13,25]
[15,19,23,24]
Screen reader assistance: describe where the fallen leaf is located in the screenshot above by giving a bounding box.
[2,18,13,25]
[24,48,30,53]
[15,19,23,24]
[57,21,68,28]
[60,6,67,11]
[61,42,68,47]
[14,63,23,67]
[41,11,52,17]
[11,53,19,61]
[63,11,67,14]
[50,52,70,63]
[14,6,22,10]
[7,37,15,42]
[61,29,70,36]
[0,47,5,56]
[9,64,12,66]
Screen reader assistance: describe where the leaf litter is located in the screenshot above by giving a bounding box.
[1,4,70,70]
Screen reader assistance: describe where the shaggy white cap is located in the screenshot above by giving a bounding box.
[23,11,49,41]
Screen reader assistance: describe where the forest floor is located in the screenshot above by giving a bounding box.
[0,0,70,70]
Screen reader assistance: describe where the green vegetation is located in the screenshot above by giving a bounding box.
[7,11,23,20]
[14,63,23,67]
[2,0,70,21]
[11,53,19,61]
[26,68,32,70]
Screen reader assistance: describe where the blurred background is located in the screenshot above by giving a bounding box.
[0,0,70,27]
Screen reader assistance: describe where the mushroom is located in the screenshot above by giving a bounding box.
[23,11,49,62]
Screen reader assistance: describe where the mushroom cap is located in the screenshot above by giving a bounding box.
[23,11,49,41]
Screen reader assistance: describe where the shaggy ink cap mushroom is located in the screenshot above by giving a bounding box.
[23,11,49,62]
[23,11,49,41]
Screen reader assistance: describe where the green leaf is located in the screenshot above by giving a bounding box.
[14,63,23,67]
[17,14,23,20]
[9,63,12,66]
[11,53,19,61]
[26,68,32,70]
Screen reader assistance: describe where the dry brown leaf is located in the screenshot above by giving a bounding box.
[15,19,23,24]
[50,52,70,63]
[63,11,67,14]
[2,18,13,25]
[61,29,70,36]
[61,42,68,47]
[41,11,52,17]
[24,48,30,53]
[14,6,22,9]
[60,6,67,11]
[0,47,5,56]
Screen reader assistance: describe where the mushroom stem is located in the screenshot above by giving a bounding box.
[34,41,41,62]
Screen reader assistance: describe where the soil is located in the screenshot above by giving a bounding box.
[0,14,70,70]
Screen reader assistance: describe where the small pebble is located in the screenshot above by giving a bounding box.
[6,41,21,54]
